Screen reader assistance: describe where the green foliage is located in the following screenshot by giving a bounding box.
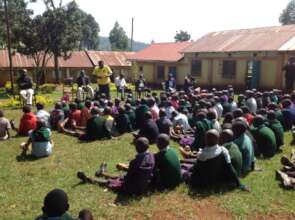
[280,0,295,25]
[109,21,129,51]
[38,84,57,94]
[175,30,191,42]
[99,36,149,51]
[4,81,18,94]
[79,13,100,50]
[0,94,52,108]
[0,0,35,48]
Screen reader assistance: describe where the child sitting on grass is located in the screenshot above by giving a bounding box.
[11,105,37,136]
[154,134,181,190]
[0,110,11,140]
[20,119,53,158]
[77,137,155,195]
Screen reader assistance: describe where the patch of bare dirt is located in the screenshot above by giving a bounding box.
[248,213,295,220]
[191,199,233,220]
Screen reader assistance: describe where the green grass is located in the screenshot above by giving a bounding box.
[1,98,295,219]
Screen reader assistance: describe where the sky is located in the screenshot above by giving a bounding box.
[28,0,291,43]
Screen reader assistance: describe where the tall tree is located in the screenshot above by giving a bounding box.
[16,15,52,86]
[109,21,129,51]
[280,0,295,25]
[174,30,191,42]
[0,0,34,48]
[79,12,100,50]
[41,1,83,83]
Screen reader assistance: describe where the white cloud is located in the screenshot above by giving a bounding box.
[28,0,291,43]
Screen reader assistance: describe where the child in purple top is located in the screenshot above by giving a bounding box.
[77,137,155,195]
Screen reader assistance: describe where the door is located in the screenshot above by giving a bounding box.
[168,66,177,79]
[251,60,261,89]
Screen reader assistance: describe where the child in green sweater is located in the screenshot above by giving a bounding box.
[154,134,181,189]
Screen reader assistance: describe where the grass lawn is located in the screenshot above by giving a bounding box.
[1,92,295,219]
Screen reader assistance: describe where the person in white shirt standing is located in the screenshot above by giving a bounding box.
[115,73,127,100]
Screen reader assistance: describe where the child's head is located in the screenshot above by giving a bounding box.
[207,110,217,120]
[36,119,46,129]
[103,107,112,116]
[267,110,276,121]
[85,100,92,109]
[36,102,45,111]
[159,108,166,118]
[157,134,170,150]
[205,129,220,147]
[144,111,152,120]
[233,108,243,118]
[0,110,4,117]
[135,137,149,153]
[232,121,247,138]
[69,103,77,111]
[42,189,69,217]
[220,129,234,145]
[253,115,265,128]
[23,105,31,113]
[55,102,62,110]
[118,106,125,115]
[78,209,94,220]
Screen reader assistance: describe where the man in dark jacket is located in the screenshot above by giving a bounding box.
[17,69,34,105]
[76,70,94,100]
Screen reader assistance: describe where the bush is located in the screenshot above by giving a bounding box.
[4,81,18,95]
[0,95,53,109]
[38,84,57,94]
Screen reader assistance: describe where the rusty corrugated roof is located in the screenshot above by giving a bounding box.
[86,51,135,67]
[129,42,191,62]
[0,50,33,68]
[183,25,295,53]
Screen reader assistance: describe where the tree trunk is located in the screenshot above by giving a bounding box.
[54,54,60,84]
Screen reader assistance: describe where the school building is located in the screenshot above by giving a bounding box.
[130,25,295,90]
[129,42,191,85]
[0,50,135,86]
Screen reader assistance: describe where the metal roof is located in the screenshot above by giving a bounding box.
[0,50,33,68]
[183,25,295,53]
[130,42,191,62]
[86,51,135,67]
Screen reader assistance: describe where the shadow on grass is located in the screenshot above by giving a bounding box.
[188,184,236,200]
[16,154,46,162]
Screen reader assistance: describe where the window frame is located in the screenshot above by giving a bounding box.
[222,60,237,79]
[191,60,202,77]
[157,65,165,80]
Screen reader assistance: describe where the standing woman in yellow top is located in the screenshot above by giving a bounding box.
[93,60,113,99]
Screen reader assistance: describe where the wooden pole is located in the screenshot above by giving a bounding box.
[130,17,134,51]
[4,0,15,96]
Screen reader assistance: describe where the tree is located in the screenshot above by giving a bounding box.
[79,13,100,50]
[16,15,53,86]
[0,0,34,48]
[41,1,83,83]
[109,21,129,51]
[280,0,295,25]
[174,30,191,42]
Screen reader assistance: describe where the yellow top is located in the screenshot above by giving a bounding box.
[93,65,112,85]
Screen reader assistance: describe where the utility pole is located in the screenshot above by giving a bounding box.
[130,17,134,51]
[4,0,15,96]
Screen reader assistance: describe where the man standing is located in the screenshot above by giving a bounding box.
[17,69,34,105]
[283,57,295,93]
[93,60,112,99]
[76,70,94,100]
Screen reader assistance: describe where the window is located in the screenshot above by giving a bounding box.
[222,60,236,79]
[139,66,143,72]
[191,60,202,77]
[157,65,165,80]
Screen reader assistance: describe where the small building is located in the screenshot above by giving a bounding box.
[182,25,295,90]
[0,50,135,86]
[129,42,191,85]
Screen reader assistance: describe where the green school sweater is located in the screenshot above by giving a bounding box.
[266,120,284,149]
[251,125,277,158]
[155,147,181,189]
[192,119,213,150]
[223,142,243,176]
